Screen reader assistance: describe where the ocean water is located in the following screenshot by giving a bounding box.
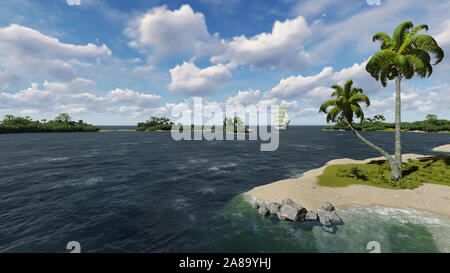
[0,126,448,253]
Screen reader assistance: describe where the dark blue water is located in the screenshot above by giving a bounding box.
[0,127,449,252]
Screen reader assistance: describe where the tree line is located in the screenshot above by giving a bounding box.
[324,114,450,132]
[0,113,100,134]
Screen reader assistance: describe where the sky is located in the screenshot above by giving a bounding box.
[0,0,449,125]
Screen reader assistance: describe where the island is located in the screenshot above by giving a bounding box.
[0,113,100,134]
[245,153,450,218]
[136,115,251,133]
[136,116,174,131]
[324,114,450,133]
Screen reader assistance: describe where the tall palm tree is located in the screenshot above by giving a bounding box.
[366,21,444,180]
[320,80,398,177]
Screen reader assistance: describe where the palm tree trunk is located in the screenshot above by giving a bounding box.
[393,75,402,181]
[349,124,399,179]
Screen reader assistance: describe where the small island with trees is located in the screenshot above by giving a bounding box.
[323,114,450,133]
[136,115,250,133]
[0,113,100,134]
[136,116,174,131]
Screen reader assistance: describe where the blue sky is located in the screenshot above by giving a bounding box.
[0,0,449,125]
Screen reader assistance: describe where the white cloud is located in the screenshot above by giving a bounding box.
[266,66,333,99]
[169,62,232,96]
[126,5,211,56]
[435,20,450,47]
[210,16,311,70]
[131,64,154,77]
[67,0,81,6]
[0,71,20,89]
[265,59,388,106]
[0,81,161,116]
[225,89,262,105]
[43,77,96,93]
[0,24,111,82]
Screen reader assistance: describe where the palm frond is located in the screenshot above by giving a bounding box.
[319,99,336,113]
[372,32,393,49]
[343,79,353,98]
[326,106,341,123]
[412,34,444,64]
[392,21,413,50]
[349,93,370,107]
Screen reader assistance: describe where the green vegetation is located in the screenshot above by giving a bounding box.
[136,116,174,131]
[324,114,450,132]
[364,21,444,181]
[320,21,445,181]
[318,157,450,189]
[0,114,100,134]
[223,116,249,133]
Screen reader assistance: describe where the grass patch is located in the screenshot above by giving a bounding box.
[318,157,450,189]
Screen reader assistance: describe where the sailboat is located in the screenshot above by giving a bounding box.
[274,104,290,129]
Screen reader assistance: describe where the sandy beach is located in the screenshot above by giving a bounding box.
[246,153,450,217]
[432,144,450,153]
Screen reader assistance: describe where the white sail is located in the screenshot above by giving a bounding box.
[275,104,290,129]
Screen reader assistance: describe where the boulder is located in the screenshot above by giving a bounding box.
[305,210,318,221]
[279,199,307,221]
[277,211,286,220]
[319,215,331,226]
[267,202,281,214]
[258,206,269,216]
[323,211,342,224]
[322,201,335,211]
[251,201,259,210]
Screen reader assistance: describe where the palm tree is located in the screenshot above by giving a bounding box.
[320,80,399,178]
[366,21,444,180]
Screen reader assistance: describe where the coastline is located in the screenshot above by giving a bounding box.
[432,144,450,153]
[323,128,450,133]
[245,153,450,218]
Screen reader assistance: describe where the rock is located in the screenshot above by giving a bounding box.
[277,211,286,220]
[251,201,259,210]
[319,215,331,226]
[279,199,307,221]
[323,211,342,224]
[258,206,269,216]
[305,210,318,221]
[267,202,281,214]
[321,224,336,233]
[322,201,335,211]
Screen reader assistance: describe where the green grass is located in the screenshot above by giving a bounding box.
[317,157,450,189]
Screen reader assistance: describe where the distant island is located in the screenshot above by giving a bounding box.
[136,116,174,131]
[136,116,250,133]
[0,113,100,134]
[324,114,450,133]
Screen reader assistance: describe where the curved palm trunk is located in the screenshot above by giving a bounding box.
[393,75,402,181]
[349,124,400,180]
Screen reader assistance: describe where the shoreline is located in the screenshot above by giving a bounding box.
[245,153,450,218]
[432,144,450,153]
[323,128,450,133]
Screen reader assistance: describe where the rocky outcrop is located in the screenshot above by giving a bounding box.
[321,201,335,211]
[249,197,343,233]
[279,199,307,221]
[258,206,269,216]
[305,211,318,221]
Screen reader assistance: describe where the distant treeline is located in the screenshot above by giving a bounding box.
[324,114,450,133]
[0,113,100,134]
[136,116,173,131]
[136,116,250,133]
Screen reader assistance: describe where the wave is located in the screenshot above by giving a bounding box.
[50,177,104,189]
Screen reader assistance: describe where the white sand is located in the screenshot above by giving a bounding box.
[246,154,450,217]
[432,144,450,153]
